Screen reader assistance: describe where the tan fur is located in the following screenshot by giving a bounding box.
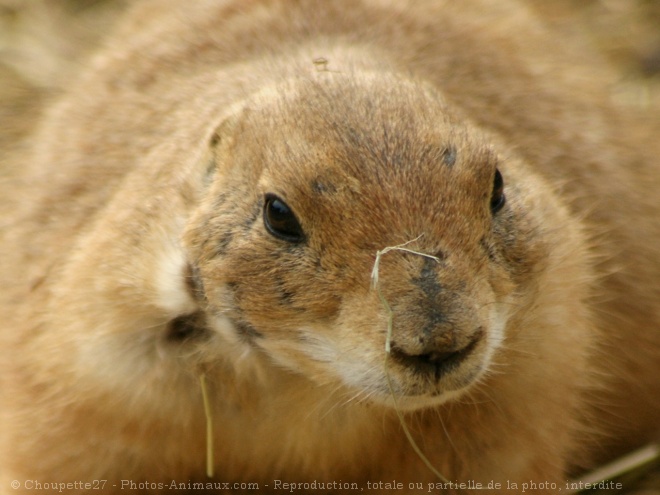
[1,0,659,493]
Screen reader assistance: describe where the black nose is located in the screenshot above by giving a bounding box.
[389,332,482,379]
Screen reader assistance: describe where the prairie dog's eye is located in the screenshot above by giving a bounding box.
[263,194,305,242]
[490,169,505,214]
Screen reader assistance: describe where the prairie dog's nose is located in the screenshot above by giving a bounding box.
[389,329,483,378]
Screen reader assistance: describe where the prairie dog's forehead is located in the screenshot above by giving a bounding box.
[244,75,497,188]
[247,73,455,145]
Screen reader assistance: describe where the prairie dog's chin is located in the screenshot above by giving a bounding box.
[368,350,492,411]
[370,388,471,412]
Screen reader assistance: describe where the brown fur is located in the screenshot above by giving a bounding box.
[1,0,658,493]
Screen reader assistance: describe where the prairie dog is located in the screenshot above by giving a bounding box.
[1,0,659,493]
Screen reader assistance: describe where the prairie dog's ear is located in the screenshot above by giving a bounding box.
[206,104,247,175]
[181,107,245,206]
[209,111,241,149]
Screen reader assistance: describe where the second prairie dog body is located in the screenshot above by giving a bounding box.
[1,0,659,493]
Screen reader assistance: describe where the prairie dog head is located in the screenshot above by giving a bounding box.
[182,73,555,410]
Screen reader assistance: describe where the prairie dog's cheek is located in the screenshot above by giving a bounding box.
[153,245,198,317]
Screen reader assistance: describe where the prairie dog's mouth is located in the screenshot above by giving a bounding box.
[388,330,484,382]
[199,304,504,412]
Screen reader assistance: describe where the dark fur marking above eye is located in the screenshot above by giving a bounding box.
[312,180,337,194]
[442,146,457,167]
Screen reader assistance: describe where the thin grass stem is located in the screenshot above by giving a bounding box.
[371,236,450,483]
[199,373,214,478]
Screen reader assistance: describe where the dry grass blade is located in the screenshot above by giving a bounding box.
[371,236,440,353]
[199,373,214,478]
[569,444,660,494]
[384,362,451,484]
[371,236,450,483]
